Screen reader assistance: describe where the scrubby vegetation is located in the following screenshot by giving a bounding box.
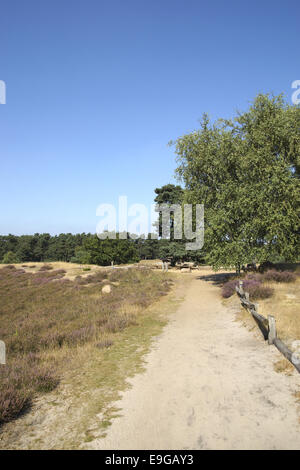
[0,265,172,424]
[221,269,297,300]
[222,277,274,300]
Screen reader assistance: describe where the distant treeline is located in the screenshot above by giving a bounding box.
[0,233,203,266]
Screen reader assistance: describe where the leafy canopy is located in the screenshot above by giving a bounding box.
[174,94,300,270]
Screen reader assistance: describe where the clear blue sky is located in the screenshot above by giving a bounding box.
[0,0,299,235]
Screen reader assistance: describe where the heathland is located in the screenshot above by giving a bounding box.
[0,262,174,428]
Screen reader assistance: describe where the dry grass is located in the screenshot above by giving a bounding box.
[228,266,300,375]
[0,264,174,424]
[1,261,112,281]
[273,358,295,376]
[257,278,300,346]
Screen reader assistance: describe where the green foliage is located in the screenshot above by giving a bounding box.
[83,234,139,266]
[174,94,300,271]
[153,183,204,263]
[2,251,20,264]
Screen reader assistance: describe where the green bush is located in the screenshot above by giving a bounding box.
[2,251,19,264]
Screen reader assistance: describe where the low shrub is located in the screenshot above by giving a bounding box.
[96,338,114,349]
[221,279,239,298]
[39,264,53,271]
[243,281,274,300]
[222,277,274,300]
[262,270,296,283]
[0,357,58,423]
[0,387,30,424]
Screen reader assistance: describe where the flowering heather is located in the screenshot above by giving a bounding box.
[243,280,273,300]
[222,277,273,300]
[221,279,239,298]
[39,264,53,271]
[262,270,296,283]
[0,265,171,424]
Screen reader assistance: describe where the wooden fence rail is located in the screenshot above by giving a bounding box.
[235,281,300,374]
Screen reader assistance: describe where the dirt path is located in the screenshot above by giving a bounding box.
[88,273,300,450]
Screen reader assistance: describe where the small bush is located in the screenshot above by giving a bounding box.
[39,264,53,271]
[222,279,239,298]
[245,272,263,282]
[109,270,126,282]
[222,277,274,300]
[2,252,19,264]
[65,326,95,346]
[96,339,114,349]
[244,281,274,300]
[0,387,30,423]
[29,366,59,392]
[262,270,296,283]
[0,357,58,423]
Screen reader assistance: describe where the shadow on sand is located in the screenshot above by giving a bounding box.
[196,272,237,286]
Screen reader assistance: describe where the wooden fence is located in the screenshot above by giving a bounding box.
[235,281,300,374]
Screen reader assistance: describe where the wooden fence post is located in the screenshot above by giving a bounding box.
[268,315,277,345]
[0,340,5,365]
[239,280,244,295]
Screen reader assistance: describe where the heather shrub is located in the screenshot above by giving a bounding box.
[222,277,274,300]
[245,272,263,282]
[242,279,274,300]
[221,279,239,298]
[74,275,87,285]
[65,326,96,346]
[39,264,53,271]
[109,269,126,282]
[0,265,172,424]
[29,366,59,392]
[96,338,114,349]
[0,357,58,423]
[0,387,30,423]
[54,269,66,275]
[262,270,296,283]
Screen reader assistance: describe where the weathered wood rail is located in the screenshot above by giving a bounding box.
[235,281,300,374]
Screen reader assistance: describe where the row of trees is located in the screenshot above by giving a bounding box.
[0,230,202,266]
[0,183,205,266]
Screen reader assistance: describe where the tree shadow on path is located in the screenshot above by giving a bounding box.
[196,272,236,286]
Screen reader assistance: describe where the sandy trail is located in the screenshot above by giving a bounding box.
[90,273,300,450]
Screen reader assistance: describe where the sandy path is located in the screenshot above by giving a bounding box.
[89,273,300,450]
